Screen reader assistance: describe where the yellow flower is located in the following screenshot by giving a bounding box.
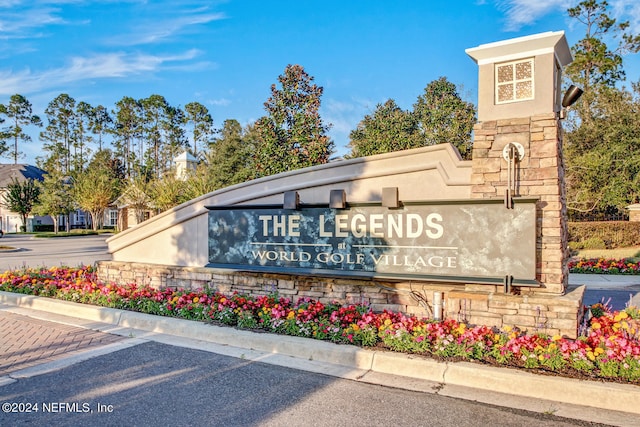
[551,334,562,341]
[594,347,604,355]
[614,312,629,322]
[587,351,595,361]
[351,323,360,332]
[193,297,199,303]
[592,322,601,330]
[455,323,466,335]
[287,311,295,320]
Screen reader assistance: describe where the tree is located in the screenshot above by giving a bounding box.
[73,101,95,174]
[113,97,143,178]
[0,114,6,158]
[184,102,214,157]
[88,105,113,152]
[565,0,640,93]
[412,77,476,159]
[253,64,333,177]
[40,94,77,174]
[1,178,41,232]
[140,95,169,178]
[73,151,121,230]
[348,99,420,158]
[563,0,640,216]
[564,84,640,214]
[207,119,254,187]
[34,170,74,234]
[149,174,188,212]
[0,94,42,164]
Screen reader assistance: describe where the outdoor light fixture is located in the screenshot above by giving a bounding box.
[559,84,583,119]
[562,85,584,108]
[381,187,399,208]
[329,189,346,209]
[284,191,299,209]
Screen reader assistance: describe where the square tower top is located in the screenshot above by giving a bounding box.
[466,31,572,122]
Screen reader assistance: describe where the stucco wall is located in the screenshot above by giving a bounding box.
[107,144,472,267]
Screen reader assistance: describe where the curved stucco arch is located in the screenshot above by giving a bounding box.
[107,144,472,267]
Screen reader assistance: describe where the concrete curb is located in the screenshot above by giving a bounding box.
[1,291,639,417]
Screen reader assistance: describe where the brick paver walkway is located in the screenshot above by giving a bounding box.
[0,311,124,376]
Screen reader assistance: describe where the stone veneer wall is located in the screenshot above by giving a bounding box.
[471,113,569,294]
[442,113,584,337]
[96,260,585,339]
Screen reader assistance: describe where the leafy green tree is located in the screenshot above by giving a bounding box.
[209,119,254,186]
[34,170,74,234]
[348,99,420,158]
[563,0,640,216]
[73,151,121,230]
[0,94,42,164]
[149,174,188,212]
[1,178,41,232]
[253,64,333,177]
[413,77,476,159]
[564,85,640,214]
[184,102,214,157]
[183,120,256,199]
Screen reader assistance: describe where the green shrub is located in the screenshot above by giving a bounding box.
[568,221,640,249]
[580,237,607,250]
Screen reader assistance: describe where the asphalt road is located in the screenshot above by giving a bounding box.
[0,233,112,272]
[0,340,599,427]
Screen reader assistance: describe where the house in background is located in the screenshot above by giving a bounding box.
[0,163,111,232]
[0,164,49,232]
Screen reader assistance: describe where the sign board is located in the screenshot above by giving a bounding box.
[207,199,538,285]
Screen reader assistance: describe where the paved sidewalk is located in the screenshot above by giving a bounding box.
[0,310,124,376]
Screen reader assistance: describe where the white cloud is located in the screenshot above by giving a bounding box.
[0,5,65,34]
[209,98,231,107]
[496,0,571,31]
[0,49,202,96]
[105,10,226,46]
[610,0,640,34]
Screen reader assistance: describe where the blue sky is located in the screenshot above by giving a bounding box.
[2,0,640,164]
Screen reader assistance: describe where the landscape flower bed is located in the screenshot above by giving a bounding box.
[2,266,640,384]
[568,258,640,274]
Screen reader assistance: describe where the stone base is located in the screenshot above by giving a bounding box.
[96,261,585,339]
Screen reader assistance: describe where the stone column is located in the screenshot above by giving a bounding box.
[466,31,573,296]
[471,115,568,295]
